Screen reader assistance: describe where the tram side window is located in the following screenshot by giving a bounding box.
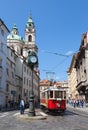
[55,91,62,98]
[64,91,66,99]
[42,92,45,98]
[50,91,53,98]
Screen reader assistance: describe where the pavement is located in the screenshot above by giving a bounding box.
[67,104,88,114]
[16,108,48,120]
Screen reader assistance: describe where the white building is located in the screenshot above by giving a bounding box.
[0,19,9,108]
[7,15,39,106]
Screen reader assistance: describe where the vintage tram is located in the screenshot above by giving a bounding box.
[40,86,66,112]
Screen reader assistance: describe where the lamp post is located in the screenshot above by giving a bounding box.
[27,51,38,116]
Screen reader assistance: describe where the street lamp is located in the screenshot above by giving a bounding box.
[27,51,38,116]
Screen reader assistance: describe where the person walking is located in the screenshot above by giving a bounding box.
[73,99,76,108]
[80,99,84,108]
[20,99,25,114]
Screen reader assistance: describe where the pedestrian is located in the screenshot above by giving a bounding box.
[80,99,84,108]
[20,99,25,114]
[73,100,76,108]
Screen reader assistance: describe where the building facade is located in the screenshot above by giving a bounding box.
[67,54,78,100]
[0,19,9,108]
[75,32,88,103]
[6,15,39,107]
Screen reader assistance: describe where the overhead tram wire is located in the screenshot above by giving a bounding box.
[51,57,68,71]
[49,50,79,72]
[40,49,72,71]
[40,49,79,79]
[40,50,70,57]
[40,49,79,57]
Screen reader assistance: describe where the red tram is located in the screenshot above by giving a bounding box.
[40,86,66,112]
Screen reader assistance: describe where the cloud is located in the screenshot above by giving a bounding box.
[65,51,73,56]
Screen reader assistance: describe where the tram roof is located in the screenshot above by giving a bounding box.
[41,86,67,93]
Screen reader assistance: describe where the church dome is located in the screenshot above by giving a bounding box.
[7,24,25,43]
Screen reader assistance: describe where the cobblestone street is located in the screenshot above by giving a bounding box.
[0,107,88,130]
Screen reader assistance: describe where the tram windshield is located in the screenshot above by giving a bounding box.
[55,91,62,98]
[55,91,66,99]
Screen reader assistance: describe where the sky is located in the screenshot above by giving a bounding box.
[0,0,88,81]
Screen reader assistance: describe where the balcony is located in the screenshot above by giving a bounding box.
[76,80,87,90]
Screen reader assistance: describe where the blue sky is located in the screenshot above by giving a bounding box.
[0,0,88,81]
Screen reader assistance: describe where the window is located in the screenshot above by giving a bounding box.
[0,42,3,51]
[84,69,86,73]
[6,68,9,76]
[12,72,14,78]
[28,35,32,42]
[27,78,28,86]
[6,84,9,92]
[1,29,4,36]
[27,69,28,75]
[21,49,23,55]
[64,91,66,99]
[11,51,13,57]
[50,91,53,98]
[24,66,26,72]
[0,59,2,67]
[24,77,26,84]
[55,91,62,98]
[0,78,1,86]
[29,80,31,86]
[42,92,45,98]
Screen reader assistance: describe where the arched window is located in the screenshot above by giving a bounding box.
[28,35,32,42]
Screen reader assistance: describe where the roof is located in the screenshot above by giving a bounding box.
[41,86,67,93]
[40,79,51,86]
[7,24,24,43]
[0,18,10,32]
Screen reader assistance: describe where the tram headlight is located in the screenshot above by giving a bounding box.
[57,103,60,107]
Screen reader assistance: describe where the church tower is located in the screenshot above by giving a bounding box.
[23,15,38,58]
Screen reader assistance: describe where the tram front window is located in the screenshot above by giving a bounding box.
[50,91,53,98]
[64,91,66,99]
[55,91,62,98]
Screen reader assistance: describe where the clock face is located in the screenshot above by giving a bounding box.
[30,56,37,63]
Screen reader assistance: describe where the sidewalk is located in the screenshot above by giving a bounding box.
[0,106,19,112]
[67,104,88,113]
[16,108,48,120]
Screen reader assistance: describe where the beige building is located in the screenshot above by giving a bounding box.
[67,54,78,100]
[75,32,88,103]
